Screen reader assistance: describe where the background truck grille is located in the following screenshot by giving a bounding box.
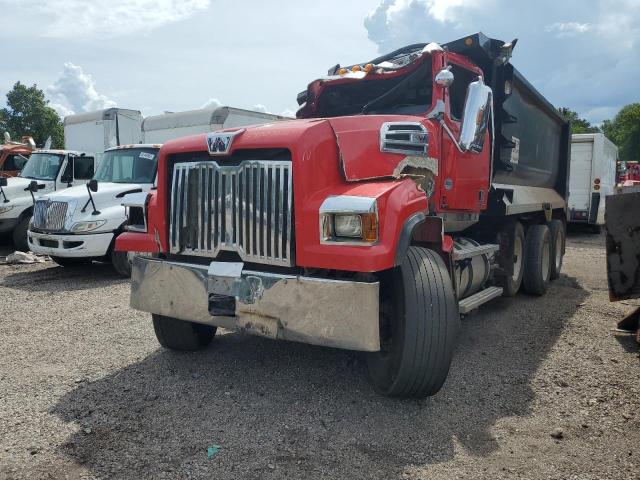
[170,160,293,266]
[32,200,68,231]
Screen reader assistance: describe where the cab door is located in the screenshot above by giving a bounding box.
[58,155,95,189]
[439,62,491,213]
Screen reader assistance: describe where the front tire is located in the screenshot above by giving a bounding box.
[12,216,30,252]
[111,250,132,277]
[522,224,552,296]
[152,314,217,351]
[367,247,459,398]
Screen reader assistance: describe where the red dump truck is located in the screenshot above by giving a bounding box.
[116,33,570,398]
[0,134,34,178]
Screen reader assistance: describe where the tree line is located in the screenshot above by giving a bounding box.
[0,81,638,162]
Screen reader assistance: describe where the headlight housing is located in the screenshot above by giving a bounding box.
[0,205,14,215]
[71,220,107,232]
[320,196,378,244]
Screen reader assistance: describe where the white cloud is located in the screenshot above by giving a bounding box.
[363,0,640,123]
[201,98,222,109]
[47,62,116,117]
[546,22,592,38]
[7,0,210,38]
[251,104,271,114]
[280,108,297,118]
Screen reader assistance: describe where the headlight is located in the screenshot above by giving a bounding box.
[320,196,378,244]
[71,220,107,232]
[0,205,14,215]
[334,214,362,237]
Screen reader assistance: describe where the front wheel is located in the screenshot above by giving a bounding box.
[152,314,217,351]
[111,250,132,277]
[367,247,459,398]
[12,216,30,252]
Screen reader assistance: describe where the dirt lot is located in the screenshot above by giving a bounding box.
[0,232,638,480]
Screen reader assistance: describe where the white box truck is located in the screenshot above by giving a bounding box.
[568,133,618,229]
[64,108,143,164]
[142,106,288,143]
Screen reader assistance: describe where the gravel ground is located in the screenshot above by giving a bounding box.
[0,231,638,480]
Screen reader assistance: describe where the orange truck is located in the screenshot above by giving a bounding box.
[0,133,35,178]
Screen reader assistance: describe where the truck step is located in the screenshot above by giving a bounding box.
[458,286,503,314]
[454,243,499,261]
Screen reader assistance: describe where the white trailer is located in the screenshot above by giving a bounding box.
[142,106,288,143]
[568,133,618,228]
[64,108,143,163]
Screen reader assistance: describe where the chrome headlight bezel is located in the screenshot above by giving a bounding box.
[319,195,378,245]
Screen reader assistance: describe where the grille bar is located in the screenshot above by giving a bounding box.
[170,160,293,266]
[32,200,68,232]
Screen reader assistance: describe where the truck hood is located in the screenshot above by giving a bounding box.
[41,182,148,213]
[223,115,439,183]
[0,177,55,205]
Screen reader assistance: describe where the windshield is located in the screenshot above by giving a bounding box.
[314,61,432,117]
[93,148,158,184]
[19,153,64,181]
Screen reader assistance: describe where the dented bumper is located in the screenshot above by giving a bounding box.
[130,256,380,351]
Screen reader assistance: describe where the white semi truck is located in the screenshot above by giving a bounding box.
[27,107,287,275]
[0,150,98,250]
[567,133,618,230]
[28,144,159,275]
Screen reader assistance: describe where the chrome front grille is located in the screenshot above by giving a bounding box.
[32,200,68,231]
[169,160,293,266]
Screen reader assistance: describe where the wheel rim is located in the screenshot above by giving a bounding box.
[512,235,523,282]
[542,238,551,282]
[554,230,563,270]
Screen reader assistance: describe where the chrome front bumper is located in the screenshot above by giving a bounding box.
[130,256,380,352]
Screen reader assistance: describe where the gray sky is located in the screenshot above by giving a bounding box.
[1,0,638,124]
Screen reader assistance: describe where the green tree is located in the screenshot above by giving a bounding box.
[601,104,640,162]
[557,107,600,134]
[0,82,64,148]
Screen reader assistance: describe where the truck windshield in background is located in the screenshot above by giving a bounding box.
[19,153,64,181]
[93,148,158,184]
[315,59,432,117]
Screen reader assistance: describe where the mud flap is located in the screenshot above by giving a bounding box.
[605,192,640,301]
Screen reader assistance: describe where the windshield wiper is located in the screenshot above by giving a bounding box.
[361,62,429,114]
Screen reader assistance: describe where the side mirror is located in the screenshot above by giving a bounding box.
[28,180,40,193]
[0,178,7,187]
[459,77,493,153]
[88,179,98,192]
[435,67,454,88]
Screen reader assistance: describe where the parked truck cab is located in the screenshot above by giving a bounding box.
[27,145,160,276]
[0,134,34,178]
[116,33,570,398]
[0,150,96,250]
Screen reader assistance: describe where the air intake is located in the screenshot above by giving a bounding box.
[380,122,429,156]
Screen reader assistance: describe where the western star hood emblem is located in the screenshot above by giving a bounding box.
[206,128,245,156]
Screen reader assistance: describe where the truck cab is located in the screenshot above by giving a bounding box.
[0,134,34,178]
[117,33,569,398]
[0,150,97,250]
[27,145,160,276]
